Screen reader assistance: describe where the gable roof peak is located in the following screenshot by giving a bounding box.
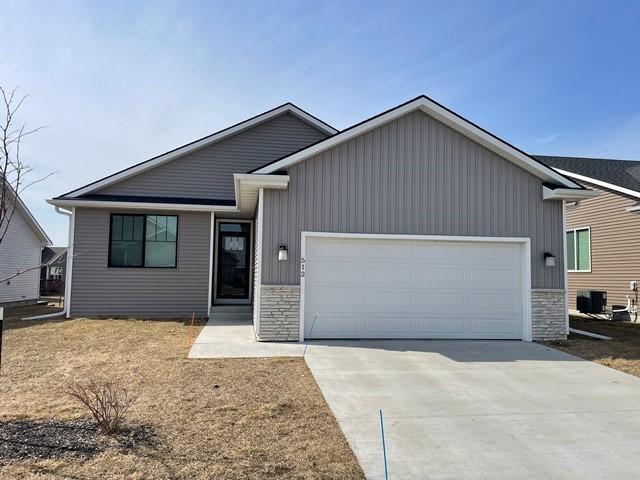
[60,102,336,198]
[251,95,583,189]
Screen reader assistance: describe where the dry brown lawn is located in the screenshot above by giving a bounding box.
[546,315,640,378]
[0,307,364,479]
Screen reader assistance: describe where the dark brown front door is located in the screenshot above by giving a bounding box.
[216,222,250,300]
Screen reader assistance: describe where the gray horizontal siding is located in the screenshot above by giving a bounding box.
[0,208,42,304]
[262,110,564,289]
[97,113,328,200]
[70,207,210,317]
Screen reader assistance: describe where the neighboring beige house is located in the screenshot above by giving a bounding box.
[49,96,596,341]
[0,191,52,306]
[539,156,640,320]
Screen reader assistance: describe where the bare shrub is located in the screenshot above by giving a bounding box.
[66,379,137,435]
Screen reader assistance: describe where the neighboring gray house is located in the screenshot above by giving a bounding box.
[49,96,596,341]
[1,191,52,306]
[41,246,67,280]
[40,246,67,295]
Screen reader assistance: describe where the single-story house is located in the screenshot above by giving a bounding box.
[48,96,597,341]
[537,155,640,320]
[1,188,52,306]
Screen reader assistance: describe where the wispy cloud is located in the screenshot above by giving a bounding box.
[536,134,559,145]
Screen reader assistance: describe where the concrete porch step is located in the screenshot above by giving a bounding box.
[210,305,252,324]
[210,305,252,313]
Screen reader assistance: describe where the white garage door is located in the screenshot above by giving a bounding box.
[303,236,526,340]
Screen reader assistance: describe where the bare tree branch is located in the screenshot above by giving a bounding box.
[0,250,81,284]
[0,85,53,249]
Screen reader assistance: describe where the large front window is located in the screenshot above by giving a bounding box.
[109,214,178,267]
[566,227,590,272]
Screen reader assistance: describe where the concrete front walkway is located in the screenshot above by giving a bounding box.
[303,340,640,480]
[189,319,303,358]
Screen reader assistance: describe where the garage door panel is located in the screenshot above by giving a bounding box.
[305,289,362,312]
[469,293,521,313]
[363,317,413,335]
[415,317,466,335]
[469,317,519,335]
[305,313,360,337]
[364,292,413,313]
[363,265,414,284]
[304,236,526,340]
[414,293,466,312]
[308,238,364,258]
[416,267,465,287]
[308,260,364,283]
[467,269,520,289]
[362,241,414,259]
[414,242,463,262]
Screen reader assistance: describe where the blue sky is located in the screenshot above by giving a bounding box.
[2,0,639,244]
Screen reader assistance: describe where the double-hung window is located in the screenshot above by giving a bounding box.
[109,214,178,267]
[566,227,591,272]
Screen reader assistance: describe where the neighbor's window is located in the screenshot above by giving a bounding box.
[109,214,178,267]
[566,227,590,272]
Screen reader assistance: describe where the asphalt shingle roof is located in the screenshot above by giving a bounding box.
[535,155,640,194]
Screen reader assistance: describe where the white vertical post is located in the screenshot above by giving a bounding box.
[207,211,215,318]
[562,200,569,335]
[64,208,75,319]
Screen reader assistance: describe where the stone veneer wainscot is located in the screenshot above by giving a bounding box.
[257,285,300,341]
[531,289,567,341]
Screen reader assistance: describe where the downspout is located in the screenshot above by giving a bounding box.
[23,206,74,321]
[562,200,569,336]
[58,206,75,319]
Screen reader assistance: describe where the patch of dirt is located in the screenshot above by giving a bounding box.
[0,317,364,479]
[546,316,640,377]
[0,419,99,461]
[0,419,154,462]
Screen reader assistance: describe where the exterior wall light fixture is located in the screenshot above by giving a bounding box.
[544,252,556,267]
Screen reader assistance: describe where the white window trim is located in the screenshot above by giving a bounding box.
[566,227,592,273]
[299,232,533,343]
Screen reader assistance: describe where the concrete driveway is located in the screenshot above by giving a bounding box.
[303,340,640,480]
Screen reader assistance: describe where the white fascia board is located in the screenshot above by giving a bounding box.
[15,194,52,245]
[64,105,332,198]
[233,173,290,188]
[542,186,599,201]
[47,198,237,212]
[48,175,289,213]
[233,174,289,211]
[254,97,582,189]
[553,168,640,199]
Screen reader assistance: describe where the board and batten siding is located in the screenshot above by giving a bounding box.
[262,110,564,289]
[96,113,328,200]
[70,208,210,316]
[566,182,640,309]
[0,207,43,304]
